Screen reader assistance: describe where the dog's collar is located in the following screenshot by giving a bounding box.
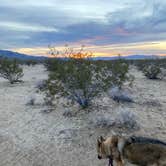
[108,156,113,166]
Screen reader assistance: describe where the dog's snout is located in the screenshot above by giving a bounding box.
[98,155,102,160]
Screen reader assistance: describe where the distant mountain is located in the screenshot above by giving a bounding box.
[0,50,161,61]
[92,55,159,60]
[0,50,47,60]
[124,55,159,60]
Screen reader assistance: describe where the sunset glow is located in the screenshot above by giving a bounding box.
[12,41,166,57]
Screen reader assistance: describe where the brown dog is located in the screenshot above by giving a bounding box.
[97,135,166,166]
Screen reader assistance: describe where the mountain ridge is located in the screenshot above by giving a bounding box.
[0,49,163,60]
[0,50,47,60]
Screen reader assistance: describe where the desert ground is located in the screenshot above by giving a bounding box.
[0,64,166,166]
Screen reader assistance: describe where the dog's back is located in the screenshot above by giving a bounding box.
[122,136,166,166]
[126,136,166,146]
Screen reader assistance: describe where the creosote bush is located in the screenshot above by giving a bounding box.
[100,58,134,90]
[0,58,24,84]
[132,58,166,70]
[24,60,38,66]
[142,64,161,79]
[132,58,166,80]
[44,57,104,108]
[42,45,134,109]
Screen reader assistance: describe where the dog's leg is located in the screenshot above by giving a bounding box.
[113,153,124,166]
[114,159,124,166]
[112,148,124,166]
[147,163,159,166]
[108,158,113,166]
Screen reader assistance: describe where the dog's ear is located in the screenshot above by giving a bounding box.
[111,135,119,147]
[97,138,101,146]
[100,136,105,142]
[97,136,105,144]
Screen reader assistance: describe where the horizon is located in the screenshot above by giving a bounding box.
[0,0,166,57]
[1,49,165,59]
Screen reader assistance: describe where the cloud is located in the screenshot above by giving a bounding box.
[0,0,165,56]
[106,0,166,33]
[0,22,59,32]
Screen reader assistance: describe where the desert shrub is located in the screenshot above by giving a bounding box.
[63,109,73,117]
[26,94,45,106]
[43,91,55,106]
[26,96,35,106]
[44,58,105,108]
[134,58,166,80]
[24,60,37,66]
[91,113,114,128]
[58,128,78,140]
[91,109,139,129]
[142,64,161,79]
[135,61,147,71]
[115,109,139,129]
[0,58,24,84]
[109,87,133,102]
[133,58,166,71]
[43,46,133,109]
[102,59,134,89]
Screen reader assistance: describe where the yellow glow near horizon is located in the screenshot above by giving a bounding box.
[11,40,166,57]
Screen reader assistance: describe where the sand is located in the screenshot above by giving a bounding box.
[0,65,166,166]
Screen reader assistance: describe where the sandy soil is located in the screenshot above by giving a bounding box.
[0,65,166,166]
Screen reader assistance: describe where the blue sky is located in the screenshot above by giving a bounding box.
[0,0,166,56]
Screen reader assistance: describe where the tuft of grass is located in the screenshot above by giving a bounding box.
[115,108,139,129]
[91,108,139,129]
[109,87,133,102]
[91,113,114,127]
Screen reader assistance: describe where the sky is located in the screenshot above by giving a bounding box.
[0,0,166,57]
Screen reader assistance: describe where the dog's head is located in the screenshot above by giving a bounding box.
[97,136,106,159]
[97,135,119,160]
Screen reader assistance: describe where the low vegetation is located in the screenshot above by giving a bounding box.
[0,58,24,84]
[115,108,139,129]
[109,87,133,102]
[41,46,134,109]
[130,58,166,80]
[26,96,35,106]
[142,64,162,79]
[92,108,139,129]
